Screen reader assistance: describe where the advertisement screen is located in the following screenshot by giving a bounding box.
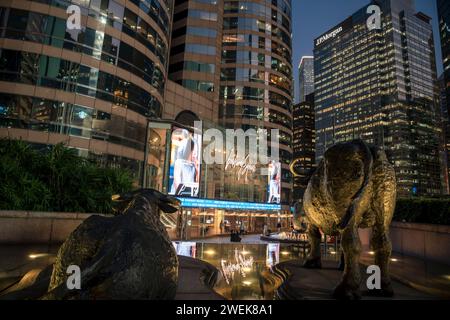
[267,160,281,204]
[168,128,201,197]
[266,243,280,267]
[172,241,197,258]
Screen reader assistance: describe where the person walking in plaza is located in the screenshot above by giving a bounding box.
[220,220,224,234]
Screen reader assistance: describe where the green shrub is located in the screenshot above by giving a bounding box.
[0,138,133,213]
[394,197,450,225]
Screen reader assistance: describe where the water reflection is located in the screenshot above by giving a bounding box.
[220,248,254,284]
[173,241,310,300]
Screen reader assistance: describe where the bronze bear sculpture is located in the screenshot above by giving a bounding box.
[302,139,396,299]
[2,189,180,300]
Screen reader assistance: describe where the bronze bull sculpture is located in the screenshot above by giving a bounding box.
[302,139,396,299]
[46,189,180,299]
[1,189,180,300]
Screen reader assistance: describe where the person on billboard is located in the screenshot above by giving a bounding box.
[268,160,281,203]
[171,130,199,196]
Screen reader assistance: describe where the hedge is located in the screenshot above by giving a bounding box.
[0,138,133,213]
[393,198,450,225]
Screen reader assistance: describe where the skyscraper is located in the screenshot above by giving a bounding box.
[314,0,443,197]
[169,0,293,204]
[438,75,450,194]
[292,93,315,201]
[0,0,173,183]
[169,0,221,103]
[298,56,314,103]
[437,0,450,194]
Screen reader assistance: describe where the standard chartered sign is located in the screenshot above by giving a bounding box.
[315,26,343,46]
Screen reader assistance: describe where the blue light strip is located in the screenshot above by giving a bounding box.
[176,197,281,211]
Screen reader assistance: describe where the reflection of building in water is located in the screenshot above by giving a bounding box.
[172,241,197,258]
[266,243,280,267]
[173,242,292,300]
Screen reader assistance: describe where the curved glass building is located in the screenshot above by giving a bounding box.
[0,0,173,181]
[169,0,293,205]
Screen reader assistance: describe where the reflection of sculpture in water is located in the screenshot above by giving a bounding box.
[301,140,396,300]
[256,263,266,298]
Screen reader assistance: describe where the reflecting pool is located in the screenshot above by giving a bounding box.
[173,241,337,300]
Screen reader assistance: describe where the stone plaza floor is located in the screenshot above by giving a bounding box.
[0,234,449,300]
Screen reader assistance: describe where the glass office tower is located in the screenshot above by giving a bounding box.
[170,0,293,205]
[438,0,450,194]
[169,0,221,103]
[292,93,315,201]
[439,75,450,194]
[0,0,173,183]
[298,56,314,103]
[314,0,443,197]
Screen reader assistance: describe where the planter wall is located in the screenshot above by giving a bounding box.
[0,211,92,244]
[359,221,450,266]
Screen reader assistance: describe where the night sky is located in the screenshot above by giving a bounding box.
[291,0,443,103]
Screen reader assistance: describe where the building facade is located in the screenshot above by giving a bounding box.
[169,0,222,103]
[438,0,450,194]
[0,0,173,183]
[314,0,443,197]
[156,80,291,240]
[292,93,315,202]
[298,56,314,103]
[0,0,293,240]
[169,0,294,206]
[438,75,450,194]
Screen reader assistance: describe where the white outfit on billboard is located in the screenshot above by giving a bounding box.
[174,159,196,185]
[268,162,280,203]
[170,132,198,195]
[173,159,197,195]
[269,180,279,198]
